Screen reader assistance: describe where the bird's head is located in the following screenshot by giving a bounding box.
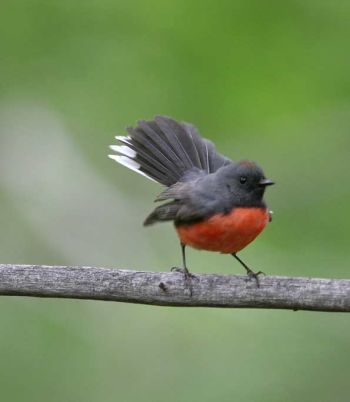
[218,160,274,207]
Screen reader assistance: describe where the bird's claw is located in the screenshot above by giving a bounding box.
[171,266,195,277]
[171,267,198,296]
[246,269,265,288]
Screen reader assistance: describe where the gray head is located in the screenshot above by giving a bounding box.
[217,160,274,208]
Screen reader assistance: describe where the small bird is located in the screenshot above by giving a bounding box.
[109,116,274,285]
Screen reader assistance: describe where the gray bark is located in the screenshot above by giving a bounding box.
[0,264,349,312]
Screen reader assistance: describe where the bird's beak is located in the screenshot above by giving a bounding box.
[259,178,275,187]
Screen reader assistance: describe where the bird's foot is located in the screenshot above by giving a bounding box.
[171,267,198,296]
[171,266,196,277]
[245,268,265,288]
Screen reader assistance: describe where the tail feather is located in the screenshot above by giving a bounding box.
[206,140,228,172]
[108,154,157,182]
[181,122,208,172]
[136,122,184,173]
[111,138,171,183]
[109,116,230,186]
[154,116,196,169]
[126,127,180,183]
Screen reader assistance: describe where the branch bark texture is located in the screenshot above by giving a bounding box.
[0,264,349,312]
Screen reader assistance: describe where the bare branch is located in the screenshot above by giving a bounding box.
[0,264,349,312]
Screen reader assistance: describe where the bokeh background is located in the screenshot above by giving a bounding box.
[1,1,350,401]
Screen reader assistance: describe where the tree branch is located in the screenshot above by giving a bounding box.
[0,264,349,312]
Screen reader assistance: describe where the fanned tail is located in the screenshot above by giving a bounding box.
[109,115,230,186]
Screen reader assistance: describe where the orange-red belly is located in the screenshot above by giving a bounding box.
[176,208,270,254]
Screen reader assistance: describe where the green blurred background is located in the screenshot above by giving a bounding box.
[1,1,350,401]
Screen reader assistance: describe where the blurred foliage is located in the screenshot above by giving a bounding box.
[1,1,350,401]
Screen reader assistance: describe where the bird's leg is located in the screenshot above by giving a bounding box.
[171,243,193,276]
[171,243,196,295]
[232,253,265,287]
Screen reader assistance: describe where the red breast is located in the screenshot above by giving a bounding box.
[176,207,270,254]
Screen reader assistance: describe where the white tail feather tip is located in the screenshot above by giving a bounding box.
[108,154,156,182]
[115,135,131,143]
[109,145,136,158]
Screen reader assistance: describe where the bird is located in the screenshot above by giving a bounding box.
[109,116,274,287]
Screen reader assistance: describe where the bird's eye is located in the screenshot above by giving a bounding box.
[240,176,247,184]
